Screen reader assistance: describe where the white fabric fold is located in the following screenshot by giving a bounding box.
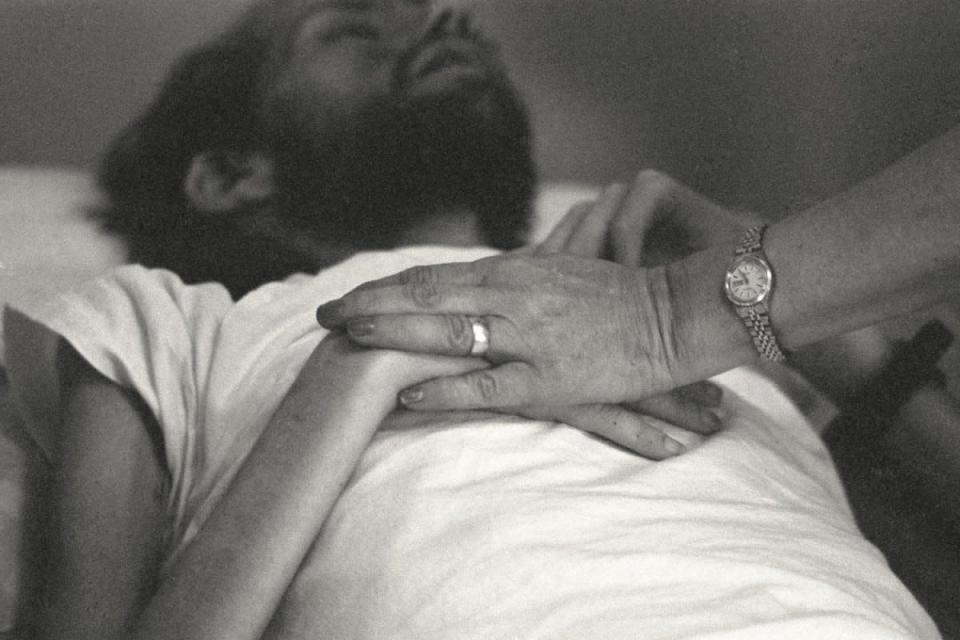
[4,246,941,639]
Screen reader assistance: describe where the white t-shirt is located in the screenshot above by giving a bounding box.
[3,247,941,639]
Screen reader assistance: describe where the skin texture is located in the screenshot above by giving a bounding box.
[96,0,534,297]
[36,345,169,639]
[123,336,486,640]
[318,125,960,411]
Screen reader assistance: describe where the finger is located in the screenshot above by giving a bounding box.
[564,182,629,258]
[623,391,723,435]
[536,200,596,255]
[507,244,537,256]
[728,206,765,228]
[345,313,519,361]
[672,381,724,408]
[613,172,756,267]
[397,362,539,411]
[609,171,673,267]
[519,403,687,460]
[349,260,488,293]
[316,283,507,328]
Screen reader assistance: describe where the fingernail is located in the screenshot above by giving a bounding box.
[347,318,375,337]
[664,437,686,456]
[702,409,723,432]
[705,384,724,406]
[315,300,342,326]
[399,388,424,406]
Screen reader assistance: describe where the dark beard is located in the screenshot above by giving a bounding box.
[271,59,536,254]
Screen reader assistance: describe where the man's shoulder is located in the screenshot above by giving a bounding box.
[274,245,500,301]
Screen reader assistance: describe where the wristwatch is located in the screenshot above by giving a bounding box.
[724,225,787,362]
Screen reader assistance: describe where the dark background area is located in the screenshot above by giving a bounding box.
[4,0,958,387]
[4,0,960,218]
[2,2,960,634]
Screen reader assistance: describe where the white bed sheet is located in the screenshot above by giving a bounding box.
[4,247,940,639]
[265,369,935,639]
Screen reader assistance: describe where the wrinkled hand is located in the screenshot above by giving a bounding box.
[530,171,752,439]
[316,253,688,410]
[541,171,913,415]
[315,171,753,432]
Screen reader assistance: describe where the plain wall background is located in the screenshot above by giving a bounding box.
[3,7,960,633]
[4,0,960,217]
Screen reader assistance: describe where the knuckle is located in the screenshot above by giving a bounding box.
[633,168,673,194]
[593,403,624,425]
[471,371,501,402]
[402,265,437,285]
[569,199,593,214]
[444,315,473,352]
[612,212,635,235]
[473,256,503,285]
[611,181,628,193]
[403,281,444,309]
[482,260,513,284]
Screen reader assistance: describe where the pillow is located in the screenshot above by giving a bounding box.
[0,167,127,365]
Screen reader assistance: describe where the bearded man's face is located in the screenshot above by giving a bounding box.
[257,0,535,247]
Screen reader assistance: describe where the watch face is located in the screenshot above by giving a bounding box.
[725,255,773,306]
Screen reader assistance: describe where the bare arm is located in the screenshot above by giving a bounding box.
[35,334,482,640]
[38,312,721,639]
[315,126,960,408]
[34,342,169,639]
[671,124,960,381]
[127,334,484,640]
[129,333,480,639]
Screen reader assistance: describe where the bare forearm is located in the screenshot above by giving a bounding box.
[127,338,482,640]
[769,125,960,347]
[129,346,396,640]
[668,125,960,382]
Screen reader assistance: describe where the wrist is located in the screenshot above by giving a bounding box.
[289,337,399,436]
[659,242,758,383]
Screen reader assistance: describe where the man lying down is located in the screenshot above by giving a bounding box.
[3,0,940,638]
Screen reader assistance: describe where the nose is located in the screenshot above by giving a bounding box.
[372,0,434,48]
[323,0,430,11]
[419,5,476,40]
[323,0,374,8]
[306,0,433,49]
[311,0,426,14]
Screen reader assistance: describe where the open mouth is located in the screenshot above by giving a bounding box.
[416,46,475,77]
[404,38,488,93]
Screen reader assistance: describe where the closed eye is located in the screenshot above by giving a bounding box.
[316,20,381,44]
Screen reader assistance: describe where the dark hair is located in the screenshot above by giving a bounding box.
[95,3,535,298]
[93,7,313,296]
